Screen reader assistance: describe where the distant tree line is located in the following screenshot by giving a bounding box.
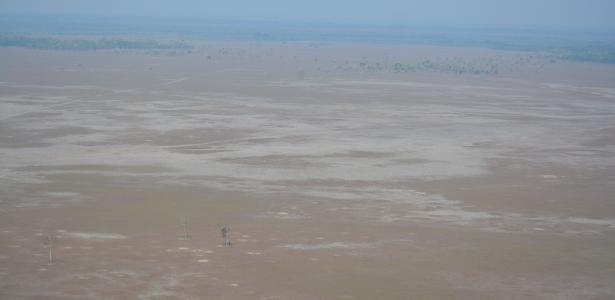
[0,35,192,51]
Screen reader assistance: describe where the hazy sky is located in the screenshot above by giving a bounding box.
[1,0,615,30]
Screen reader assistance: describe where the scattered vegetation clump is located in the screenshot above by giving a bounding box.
[0,35,192,51]
[476,40,615,64]
[347,54,558,76]
[352,58,503,75]
[391,59,499,75]
[548,47,615,64]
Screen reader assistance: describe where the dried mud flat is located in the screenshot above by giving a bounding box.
[1,43,615,299]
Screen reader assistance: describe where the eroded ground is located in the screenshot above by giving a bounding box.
[1,42,615,299]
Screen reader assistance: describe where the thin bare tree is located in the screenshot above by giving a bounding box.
[219,224,231,247]
[180,217,191,240]
[44,235,56,265]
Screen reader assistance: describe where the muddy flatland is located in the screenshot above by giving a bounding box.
[1,43,615,299]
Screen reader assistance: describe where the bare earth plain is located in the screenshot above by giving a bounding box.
[1,42,615,299]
